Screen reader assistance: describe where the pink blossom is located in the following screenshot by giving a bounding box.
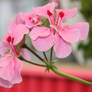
[0,23,29,88]
[0,54,23,88]
[14,12,26,25]
[13,12,41,29]
[14,12,52,52]
[32,2,89,58]
[24,13,41,29]
[8,24,29,45]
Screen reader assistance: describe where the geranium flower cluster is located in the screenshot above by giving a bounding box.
[0,2,89,88]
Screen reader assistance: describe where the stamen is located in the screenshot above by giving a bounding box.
[32,20,35,23]
[37,16,41,22]
[29,17,32,20]
[47,10,54,25]
[59,11,64,19]
[56,11,64,26]
[11,37,14,43]
[47,10,52,16]
[7,36,11,43]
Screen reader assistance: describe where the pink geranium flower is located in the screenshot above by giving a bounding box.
[0,24,29,88]
[0,2,90,88]
[32,2,89,58]
[14,12,50,51]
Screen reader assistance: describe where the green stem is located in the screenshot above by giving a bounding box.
[51,67,92,86]
[50,47,53,63]
[22,57,46,67]
[24,44,45,63]
[43,52,48,62]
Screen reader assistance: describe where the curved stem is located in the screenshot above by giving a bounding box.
[24,44,45,63]
[51,67,92,86]
[50,47,53,63]
[23,58,46,67]
[43,52,48,62]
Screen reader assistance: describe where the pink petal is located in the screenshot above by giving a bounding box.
[54,33,72,58]
[31,32,54,51]
[12,24,29,45]
[72,22,89,40]
[20,48,31,61]
[0,55,11,67]
[14,12,25,24]
[11,57,23,84]
[2,32,10,42]
[0,78,13,88]
[56,8,77,20]
[29,27,50,40]
[24,13,35,28]
[0,55,13,88]
[0,42,9,56]
[59,25,80,43]
[0,48,8,56]
[32,2,57,18]
[8,22,16,33]
[0,55,23,88]
[8,13,25,35]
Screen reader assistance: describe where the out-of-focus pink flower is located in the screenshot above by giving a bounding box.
[8,24,29,45]
[0,24,29,88]
[0,54,23,88]
[14,12,26,25]
[13,12,42,29]
[32,2,89,58]
[24,13,41,29]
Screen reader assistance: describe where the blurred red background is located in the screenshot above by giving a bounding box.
[0,65,92,92]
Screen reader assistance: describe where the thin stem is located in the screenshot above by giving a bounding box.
[43,52,48,62]
[23,58,46,67]
[24,44,45,63]
[51,67,92,86]
[50,47,53,63]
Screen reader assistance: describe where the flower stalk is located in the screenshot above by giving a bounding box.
[43,52,48,62]
[22,57,46,67]
[24,44,45,63]
[23,43,92,86]
[51,66,92,86]
[50,47,53,63]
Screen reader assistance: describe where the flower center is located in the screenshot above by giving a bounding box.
[55,11,64,27]
[47,10,53,16]
[7,36,11,43]
[6,36,19,56]
[59,11,64,19]
[7,36,14,44]
[29,16,41,24]
[47,10,55,25]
